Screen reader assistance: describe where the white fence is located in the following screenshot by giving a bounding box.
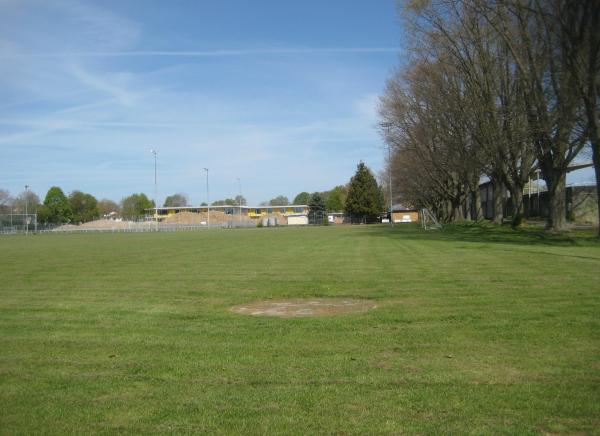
[0,217,260,235]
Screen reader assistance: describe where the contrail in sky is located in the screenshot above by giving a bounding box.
[2,47,399,58]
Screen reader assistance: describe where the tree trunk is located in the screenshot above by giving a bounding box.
[492,178,504,225]
[592,142,600,237]
[473,187,482,221]
[451,191,465,221]
[582,65,600,237]
[467,176,482,221]
[508,185,525,228]
[463,190,472,222]
[454,203,464,220]
[545,171,567,232]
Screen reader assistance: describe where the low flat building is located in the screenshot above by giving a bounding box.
[148,205,309,225]
[391,204,419,223]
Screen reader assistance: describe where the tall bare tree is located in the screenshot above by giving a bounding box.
[402,0,535,226]
[382,0,595,231]
[474,0,588,231]
[557,0,600,235]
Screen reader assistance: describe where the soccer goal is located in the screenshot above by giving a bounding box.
[420,209,441,230]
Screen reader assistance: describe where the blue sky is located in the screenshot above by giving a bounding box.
[0,0,403,205]
[1,0,594,206]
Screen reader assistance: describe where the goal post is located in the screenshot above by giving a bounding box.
[420,208,441,230]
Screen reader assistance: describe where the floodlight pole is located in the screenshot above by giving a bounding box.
[527,175,531,219]
[204,168,210,228]
[151,149,158,230]
[388,143,394,227]
[536,168,541,217]
[237,177,242,225]
[382,122,394,227]
[24,184,29,235]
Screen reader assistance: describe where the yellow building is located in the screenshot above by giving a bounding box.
[150,205,309,224]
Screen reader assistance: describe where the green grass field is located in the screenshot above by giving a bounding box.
[1,224,599,434]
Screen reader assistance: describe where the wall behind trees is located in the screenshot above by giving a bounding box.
[380,0,599,233]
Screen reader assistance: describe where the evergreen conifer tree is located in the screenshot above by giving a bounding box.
[344,162,383,222]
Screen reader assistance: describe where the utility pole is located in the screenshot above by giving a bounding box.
[204,168,210,228]
[528,175,531,219]
[388,144,394,226]
[150,149,158,230]
[382,122,394,226]
[237,177,242,225]
[24,184,29,235]
[536,169,541,217]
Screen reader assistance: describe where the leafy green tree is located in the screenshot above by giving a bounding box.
[212,198,236,206]
[43,187,72,224]
[308,192,327,214]
[120,193,155,217]
[344,162,383,221]
[36,205,49,223]
[98,199,119,216]
[69,190,99,223]
[293,192,310,205]
[326,185,347,212]
[269,195,289,206]
[234,195,247,206]
[163,193,188,207]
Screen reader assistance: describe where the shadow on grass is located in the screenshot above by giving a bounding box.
[353,221,600,248]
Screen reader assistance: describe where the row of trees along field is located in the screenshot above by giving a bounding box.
[379,0,599,234]
[1,162,385,225]
[0,187,154,224]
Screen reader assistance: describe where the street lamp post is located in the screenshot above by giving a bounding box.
[381,122,394,227]
[150,149,158,229]
[237,177,242,225]
[204,168,210,228]
[525,176,531,219]
[388,143,394,227]
[535,168,541,217]
[24,184,29,235]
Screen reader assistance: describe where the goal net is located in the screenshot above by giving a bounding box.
[420,209,441,230]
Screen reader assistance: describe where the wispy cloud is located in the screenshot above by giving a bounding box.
[66,65,138,105]
[45,0,141,52]
[1,47,398,59]
[0,1,397,202]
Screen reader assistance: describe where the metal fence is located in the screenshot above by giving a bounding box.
[0,214,38,234]
[1,212,392,235]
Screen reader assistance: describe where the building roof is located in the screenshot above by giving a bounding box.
[147,205,308,211]
[391,203,417,212]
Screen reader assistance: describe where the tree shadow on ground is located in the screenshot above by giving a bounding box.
[352,221,600,248]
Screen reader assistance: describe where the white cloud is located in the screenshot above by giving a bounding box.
[0,0,391,204]
[66,64,138,106]
[353,93,380,125]
[1,47,398,59]
[46,0,141,52]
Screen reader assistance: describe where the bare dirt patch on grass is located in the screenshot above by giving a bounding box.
[231,298,377,317]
